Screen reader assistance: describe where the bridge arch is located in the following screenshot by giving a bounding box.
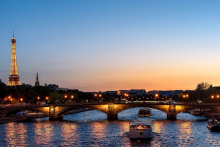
[2,107,50,117]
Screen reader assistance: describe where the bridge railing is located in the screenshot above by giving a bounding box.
[2,102,220,109]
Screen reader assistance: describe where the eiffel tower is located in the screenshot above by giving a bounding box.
[8,32,21,86]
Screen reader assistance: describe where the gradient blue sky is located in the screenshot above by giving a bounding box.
[1,0,220,92]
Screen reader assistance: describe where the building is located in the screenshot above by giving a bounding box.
[8,32,21,86]
[35,72,40,86]
[47,84,59,91]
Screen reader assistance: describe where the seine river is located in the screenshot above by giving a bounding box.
[0,108,220,147]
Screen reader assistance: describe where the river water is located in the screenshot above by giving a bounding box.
[0,108,219,147]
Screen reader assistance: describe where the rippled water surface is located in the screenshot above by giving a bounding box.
[0,108,220,147]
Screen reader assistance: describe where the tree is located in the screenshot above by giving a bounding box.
[196,82,210,91]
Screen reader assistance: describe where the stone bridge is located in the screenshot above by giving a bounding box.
[1,102,220,120]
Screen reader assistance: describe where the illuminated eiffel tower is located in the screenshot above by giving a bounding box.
[8,31,21,86]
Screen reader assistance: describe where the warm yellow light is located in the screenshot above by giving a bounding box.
[217,95,219,98]
[64,95,67,98]
[183,95,186,98]
[71,95,74,99]
[99,94,102,97]
[211,95,214,99]
[186,94,189,98]
[10,98,12,101]
[46,97,49,100]
[8,96,11,98]
[37,96,40,100]
[95,94,97,97]
[20,98,23,101]
[155,94,158,97]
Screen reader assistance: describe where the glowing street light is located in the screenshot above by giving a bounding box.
[183,95,186,98]
[155,94,159,98]
[217,95,219,98]
[64,95,68,98]
[99,94,102,98]
[45,96,49,100]
[94,94,97,97]
[211,95,214,99]
[186,94,189,98]
[37,96,40,100]
[71,95,74,99]
[20,98,23,102]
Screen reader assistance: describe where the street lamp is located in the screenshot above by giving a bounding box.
[71,95,74,99]
[64,95,68,99]
[99,94,102,98]
[20,98,23,102]
[217,95,219,98]
[211,95,214,99]
[45,96,49,104]
[37,96,40,100]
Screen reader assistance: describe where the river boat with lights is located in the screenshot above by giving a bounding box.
[189,109,200,115]
[207,115,220,132]
[138,108,151,117]
[129,122,152,138]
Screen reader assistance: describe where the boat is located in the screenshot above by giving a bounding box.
[138,108,151,117]
[207,115,220,132]
[189,109,202,115]
[129,122,152,138]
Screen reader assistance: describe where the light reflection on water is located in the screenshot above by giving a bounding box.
[4,122,28,146]
[1,108,220,146]
[34,122,54,146]
[61,122,78,146]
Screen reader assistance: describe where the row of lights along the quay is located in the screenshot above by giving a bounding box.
[6,95,75,103]
[211,95,220,99]
[94,94,102,98]
[7,96,24,102]
[64,95,75,99]
[182,94,189,98]
[36,96,49,101]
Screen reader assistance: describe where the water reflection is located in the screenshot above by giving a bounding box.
[34,122,54,146]
[153,121,164,134]
[1,108,220,146]
[61,122,78,146]
[4,122,28,146]
[91,122,106,139]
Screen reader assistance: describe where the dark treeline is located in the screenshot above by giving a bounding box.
[0,82,220,104]
[0,82,94,104]
[176,82,220,103]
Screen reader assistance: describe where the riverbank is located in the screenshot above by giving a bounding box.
[0,108,91,124]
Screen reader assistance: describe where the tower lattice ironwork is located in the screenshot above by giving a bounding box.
[8,31,21,86]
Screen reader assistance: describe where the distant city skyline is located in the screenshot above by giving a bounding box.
[1,1,220,92]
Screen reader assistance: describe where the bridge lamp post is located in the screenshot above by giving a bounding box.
[99,94,102,102]
[45,96,49,104]
[64,95,68,103]
[36,96,40,105]
[182,94,189,102]
[71,95,74,103]
[94,94,97,102]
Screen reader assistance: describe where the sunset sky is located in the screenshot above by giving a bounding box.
[1,1,220,92]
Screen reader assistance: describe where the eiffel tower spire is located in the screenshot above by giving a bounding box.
[35,72,40,86]
[8,31,21,86]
